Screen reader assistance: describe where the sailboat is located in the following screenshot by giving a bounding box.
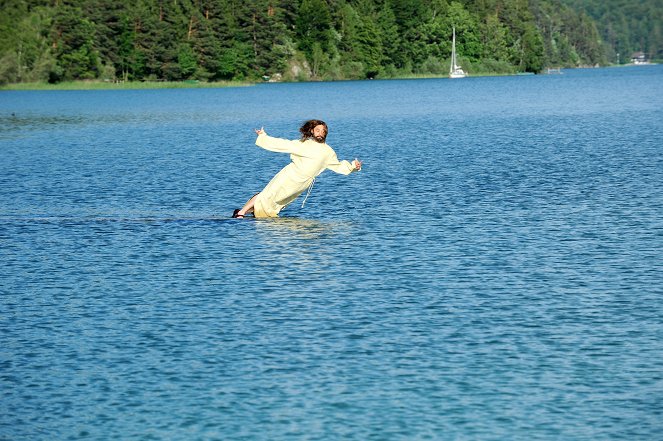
[449,27,467,79]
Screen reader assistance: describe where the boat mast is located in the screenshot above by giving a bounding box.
[450,27,457,74]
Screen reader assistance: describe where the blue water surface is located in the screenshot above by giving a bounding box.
[1,66,663,440]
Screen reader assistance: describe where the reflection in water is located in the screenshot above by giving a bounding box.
[254,217,349,239]
[252,217,354,268]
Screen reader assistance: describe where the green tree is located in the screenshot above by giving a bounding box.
[481,13,510,62]
[218,42,252,80]
[0,5,56,84]
[337,3,383,78]
[116,14,136,80]
[445,1,482,60]
[177,43,197,78]
[390,0,430,30]
[310,41,328,78]
[196,0,241,79]
[51,5,99,81]
[519,23,545,72]
[376,1,400,68]
[243,0,292,78]
[296,0,333,58]
[128,1,163,79]
[79,0,128,76]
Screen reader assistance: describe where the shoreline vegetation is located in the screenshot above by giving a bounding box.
[0,80,250,91]
[1,64,656,91]
[0,74,520,91]
[3,0,659,91]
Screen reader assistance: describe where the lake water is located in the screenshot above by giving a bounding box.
[1,66,662,440]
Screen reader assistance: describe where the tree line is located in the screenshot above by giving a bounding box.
[558,0,662,64]
[0,0,658,85]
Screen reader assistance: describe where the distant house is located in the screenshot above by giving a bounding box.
[631,52,649,64]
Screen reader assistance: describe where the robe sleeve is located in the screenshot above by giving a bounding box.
[326,153,359,175]
[256,133,307,155]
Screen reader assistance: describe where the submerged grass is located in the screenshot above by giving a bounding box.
[0,80,251,91]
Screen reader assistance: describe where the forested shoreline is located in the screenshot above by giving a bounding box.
[1,0,661,86]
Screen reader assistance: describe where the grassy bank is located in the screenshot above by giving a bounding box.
[1,75,489,90]
[1,68,574,91]
[0,80,251,91]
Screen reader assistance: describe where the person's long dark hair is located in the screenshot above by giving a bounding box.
[299,119,328,143]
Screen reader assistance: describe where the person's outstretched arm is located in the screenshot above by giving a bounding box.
[326,153,362,175]
[254,128,307,155]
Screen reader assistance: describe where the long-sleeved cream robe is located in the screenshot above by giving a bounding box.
[253,132,359,218]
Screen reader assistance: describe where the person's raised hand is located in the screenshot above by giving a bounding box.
[254,127,265,135]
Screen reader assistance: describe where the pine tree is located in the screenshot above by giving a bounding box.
[50,4,99,80]
[296,0,333,58]
[377,1,400,68]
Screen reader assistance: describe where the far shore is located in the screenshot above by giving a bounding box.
[0,80,251,91]
[0,73,514,91]
[1,64,656,91]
